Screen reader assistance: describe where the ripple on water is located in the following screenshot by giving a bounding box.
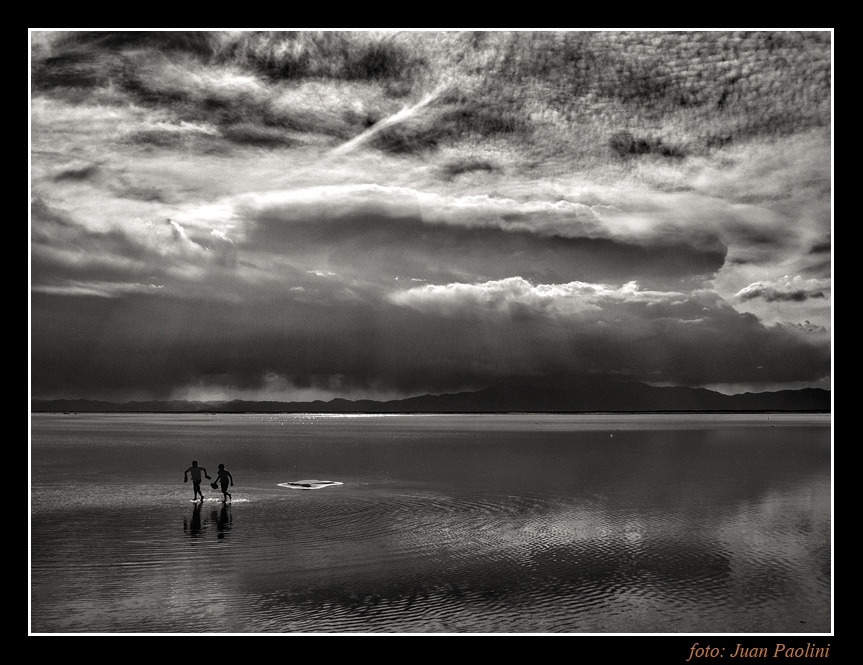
[31,478,831,633]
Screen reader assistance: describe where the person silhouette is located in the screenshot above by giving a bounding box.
[184,461,211,502]
[215,463,234,503]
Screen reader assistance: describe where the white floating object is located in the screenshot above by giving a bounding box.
[278,479,343,491]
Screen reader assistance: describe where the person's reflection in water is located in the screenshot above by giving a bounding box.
[183,503,232,542]
[183,502,205,540]
[215,504,233,541]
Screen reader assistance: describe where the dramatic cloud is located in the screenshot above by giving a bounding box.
[735,275,830,303]
[29,31,832,402]
[29,158,832,400]
[389,277,685,316]
[230,184,729,291]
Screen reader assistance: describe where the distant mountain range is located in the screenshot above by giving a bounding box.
[31,379,831,414]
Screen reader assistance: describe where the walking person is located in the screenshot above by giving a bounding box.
[215,463,234,503]
[184,461,211,502]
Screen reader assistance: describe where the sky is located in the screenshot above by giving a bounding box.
[29,31,832,403]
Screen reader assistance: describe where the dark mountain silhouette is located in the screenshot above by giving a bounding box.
[31,377,830,413]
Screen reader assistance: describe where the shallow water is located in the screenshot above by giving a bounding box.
[30,412,831,633]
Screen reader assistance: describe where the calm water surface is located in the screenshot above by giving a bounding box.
[30,413,832,633]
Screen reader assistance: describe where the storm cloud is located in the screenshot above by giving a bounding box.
[30,30,832,402]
